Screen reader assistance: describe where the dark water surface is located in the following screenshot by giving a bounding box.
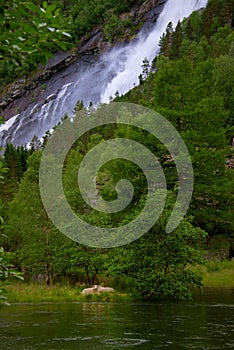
[1,288,233,349]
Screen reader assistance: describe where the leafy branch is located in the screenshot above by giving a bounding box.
[0,1,73,83]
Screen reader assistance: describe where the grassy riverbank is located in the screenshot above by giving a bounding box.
[4,284,133,303]
[190,260,234,288]
[4,260,234,303]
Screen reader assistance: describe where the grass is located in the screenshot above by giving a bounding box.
[190,260,234,287]
[4,283,133,304]
[3,260,234,304]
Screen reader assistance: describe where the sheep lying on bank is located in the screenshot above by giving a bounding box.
[81,285,115,295]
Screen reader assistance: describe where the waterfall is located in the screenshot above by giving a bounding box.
[101,0,208,102]
[0,0,208,147]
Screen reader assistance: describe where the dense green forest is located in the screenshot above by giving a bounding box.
[0,0,234,301]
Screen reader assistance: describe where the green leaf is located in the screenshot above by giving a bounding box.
[45,4,57,19]
[42,1,47,9]
[56,41,67,50]
[23,2,41,14]
[21,22,36,34]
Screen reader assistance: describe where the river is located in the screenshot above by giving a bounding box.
[1,288,233,349]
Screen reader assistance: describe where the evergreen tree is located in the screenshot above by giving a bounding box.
[169,21,183,59]
[141,57,150,80]
[3,144,29,181]
[159,22,173,56]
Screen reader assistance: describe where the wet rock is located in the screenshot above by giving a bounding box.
[79,29,102,54]
[130,0,166,21]
[11,89,23,98]
[97,40,111,53]
[0,99,9,109]
[45,93,56,103]
[131,0,167,30]
[45,51,75,70]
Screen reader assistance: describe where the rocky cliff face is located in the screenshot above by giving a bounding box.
[0,0,167,121]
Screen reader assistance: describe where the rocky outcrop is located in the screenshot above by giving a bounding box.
[130,0,166,25]
[0,48,78,119]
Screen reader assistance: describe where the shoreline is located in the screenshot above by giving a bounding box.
[4,260,234,304]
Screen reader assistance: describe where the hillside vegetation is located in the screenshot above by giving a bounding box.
[0,0,234,302]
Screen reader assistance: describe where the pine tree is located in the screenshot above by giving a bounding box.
[159,22,173,56]
[141,57,150,79]
[169,21,183,59]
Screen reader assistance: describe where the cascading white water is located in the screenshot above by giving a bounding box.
[101,0,208,102]
[0,0,208,147]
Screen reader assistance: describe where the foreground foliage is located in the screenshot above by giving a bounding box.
[0,247,24,305]
[0,0,72,84]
